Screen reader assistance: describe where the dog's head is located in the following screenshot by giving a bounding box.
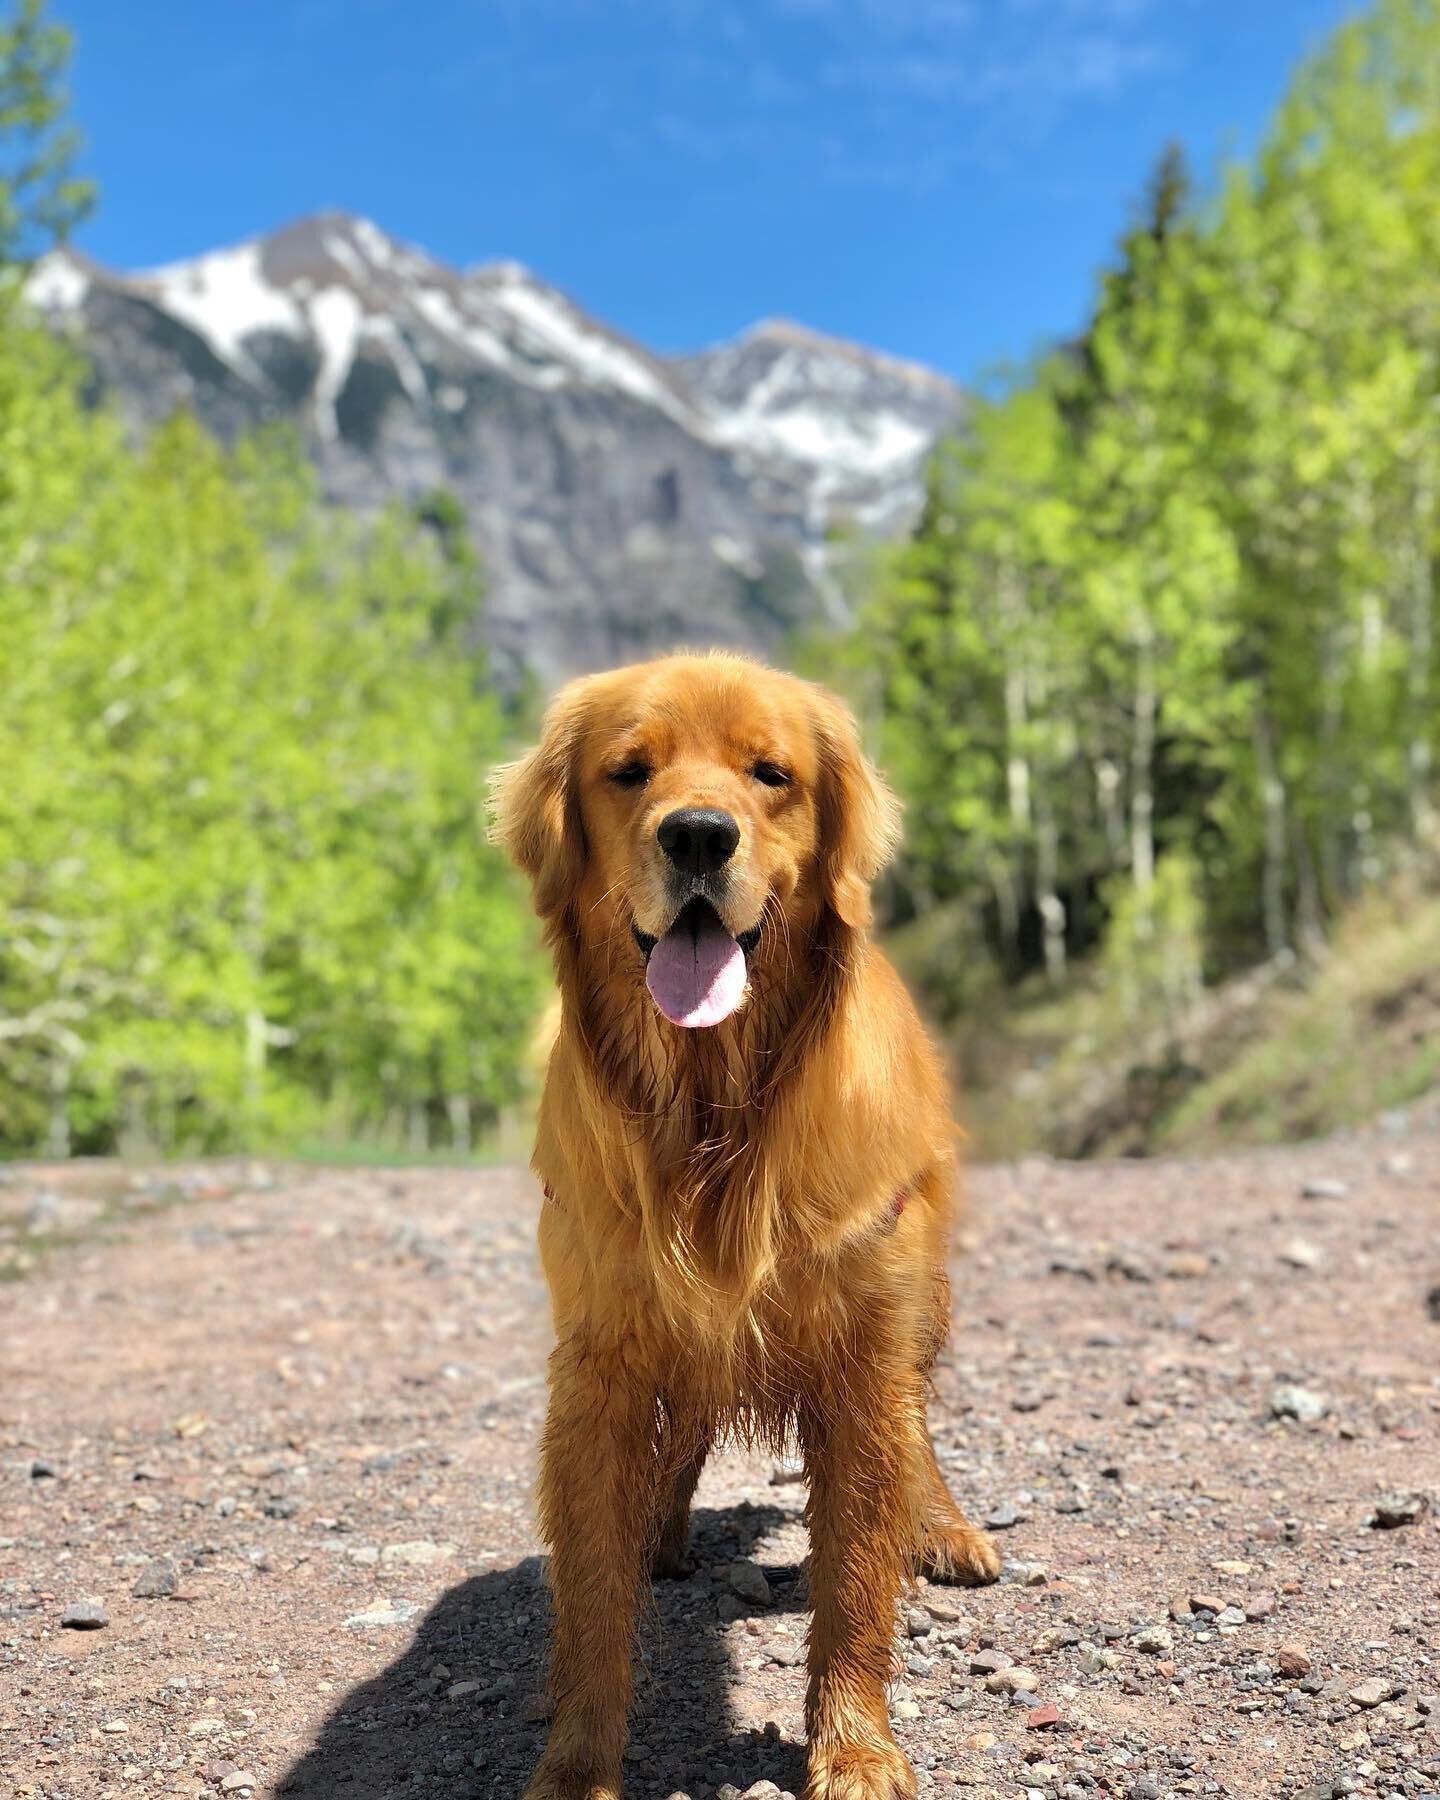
[491,654,900,1029]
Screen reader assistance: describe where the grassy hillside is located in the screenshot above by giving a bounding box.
[915,879,1440,1161]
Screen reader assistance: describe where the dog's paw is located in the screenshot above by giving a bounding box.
[915,1522,1002,1586]
[804,1737,917,1800]
[523,1756,622,1800]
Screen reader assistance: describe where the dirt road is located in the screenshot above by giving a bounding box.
[1,1137,1437,1800]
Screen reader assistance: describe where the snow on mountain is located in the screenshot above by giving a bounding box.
[25,213,964,676]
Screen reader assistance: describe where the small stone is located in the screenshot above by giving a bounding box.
[1130,1626,1173,1655]
[1213,1558,1251,1576]
[1277,1644,1312,1678]
[892,1698,921,1720]
[985,1501,1026,1530]
[765,1639,804,1666]
[1369,1492,1427,1530]
[985,1666,1039,1694]
[1024,1702,1064,1729]
[131,1557,179,1599]
[905,1607,933,1638]
[728,1560,772,1606]
[1279,1238,1324,1270]
[102,1720,129,1734]
[1164,1252,1210,1279]
[924,1596,970,1625]
[1268,1384,1328,1423]
[969,1649,1010,1675]
[343,1600,419,1629]
[1301,1177,1348,1199]
[28,1457,57,1480]
[380,1539,459,1566]
[220,1777,257,1796]
[1242,1590,1275,1621]
[1031,1627,1081,1654]
[743,1785,781,1800]
[1349,1675,1402,1708]
[1189,1592,1224,1615]
[962,1730,997,1751]
[60,1599,108,1630]
[1215,1606,1247,1628]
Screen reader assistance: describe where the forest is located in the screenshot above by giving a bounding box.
[0,2,543,1155]
[836,0,1440,1051]
[4,0,1440,1157]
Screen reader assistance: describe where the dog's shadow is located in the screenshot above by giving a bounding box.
[280,1501,808,1799]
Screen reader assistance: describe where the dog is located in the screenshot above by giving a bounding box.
[492,652,999,1800]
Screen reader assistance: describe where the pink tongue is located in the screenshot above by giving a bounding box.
[645,909,748,1028]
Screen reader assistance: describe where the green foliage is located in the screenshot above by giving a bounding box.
[0,315,543,1155]
[842,0,1440,1032]
[0,0,93,266]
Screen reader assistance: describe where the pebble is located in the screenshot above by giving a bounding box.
[986,1501,1026,1530]
[906,1607,933,1638]
[380,1539,458,1566]
[220,1776,257,1795]
[60,1598,108,1630]
[1277,1643,1313,1678]
[1130,1626,1174,1655]
[1301,1177,1349,1199]
[343,1599,419,1629]
[1349,1676,1403,1708]
[131,1557,179,1598]
[985,1666,1040,1693]
[1279,1238,1324,1270]
[962,1731,998,1751]
[728,1560,772,1606]
[1369,1492,1427,1529]
[1268,1384,1328,1423]
[1242,1590,1275,1621]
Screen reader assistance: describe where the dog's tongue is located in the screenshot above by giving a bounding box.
[646,906,748,1028]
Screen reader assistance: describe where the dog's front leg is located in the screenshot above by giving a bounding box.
[524,1333,660,1800]
[799,1366,923,1800]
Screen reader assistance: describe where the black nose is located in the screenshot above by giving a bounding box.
[657,807,740,876]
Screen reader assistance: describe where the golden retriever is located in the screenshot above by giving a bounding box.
[492,652,999,1800]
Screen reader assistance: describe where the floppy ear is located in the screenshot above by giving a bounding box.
[488,680,593,918]
[811,687,903,930]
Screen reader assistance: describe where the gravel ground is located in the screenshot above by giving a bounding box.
[1,1136,1437,1800]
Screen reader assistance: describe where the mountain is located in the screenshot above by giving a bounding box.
[24,212,964,677]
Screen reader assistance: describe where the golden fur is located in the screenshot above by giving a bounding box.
[492,653,999,1800]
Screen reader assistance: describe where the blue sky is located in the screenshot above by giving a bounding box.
[58,0,1353,382]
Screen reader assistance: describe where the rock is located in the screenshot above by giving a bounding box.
[1242,1590,1275,1621]
[1369,1491,1427,1529]
[892,1698,921,1720]
[131,1557,179,1599]
[962,1730,998,1751]
[969,1649,1010,1675]
[1130,1626,1173,1655]
[343,1599,419,1629]
[743,1785,781,1800]
[1268,1383,1328,1423]
[1215,1606,1247,1628]
[1300,1177,1348,1199]
[985,1501,1026,1530]
[60,1598,108,1630]
[1189,1592,1224,1614]
[1024,1702,1064,1729]
[1164,1252,1210,1279]
[1279,1238,1324,1270]
[765,1639,804,1667]
[379,1539,459,1566]
[984,1666,1039,1694]
[220,1776,257,1795]
[728,1560,772,1606]
[905,1607,933,1638]
[1277,1644,1312,1678]
[1349,1675,1402,1708]
[1031,1627,1081,1654]
[447,1680,481,1698]
[28,1457,57,1480]
[924,1596,971,1625]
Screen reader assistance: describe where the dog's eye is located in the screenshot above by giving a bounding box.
[608,760,651,789]
[752,760,791,789]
